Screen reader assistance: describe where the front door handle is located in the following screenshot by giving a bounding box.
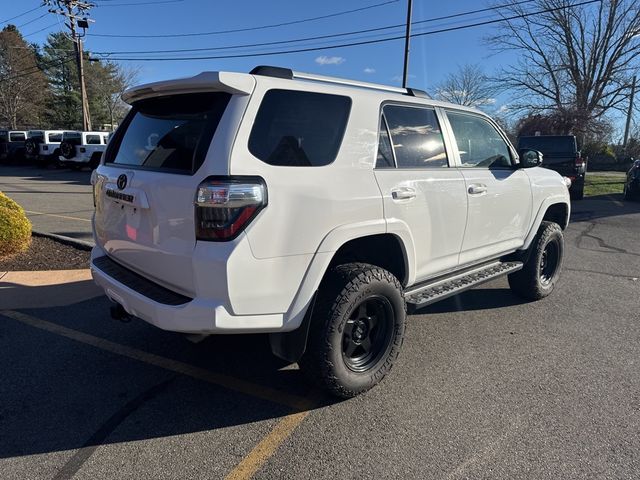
[468,183,487,195]
[391,187,417,200]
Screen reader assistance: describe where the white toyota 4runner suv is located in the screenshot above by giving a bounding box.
[90,66,570,398]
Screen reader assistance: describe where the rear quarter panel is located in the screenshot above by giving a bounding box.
[229,78,385,260]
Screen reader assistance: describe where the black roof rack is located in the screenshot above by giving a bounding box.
[406,87,430,99]
[250,65,431,100]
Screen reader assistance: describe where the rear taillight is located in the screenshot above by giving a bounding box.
[195,176,267,241]
[80,147,86,153]
[42,145,48,151]
[575,155,585,167]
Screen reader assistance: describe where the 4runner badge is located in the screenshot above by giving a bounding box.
[117,174,127,190]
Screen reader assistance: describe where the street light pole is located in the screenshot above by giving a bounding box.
[402,0,413,89]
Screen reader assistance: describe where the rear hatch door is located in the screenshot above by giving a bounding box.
[93,91,234,296]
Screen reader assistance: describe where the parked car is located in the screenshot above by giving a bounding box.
[0,129,28,163]
[25,130,69,167]
[623,159,640,200]
[517,135,586,200]
[90,66,570,398]
[59,131,109,170]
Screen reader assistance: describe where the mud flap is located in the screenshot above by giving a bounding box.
[269,292,317,363]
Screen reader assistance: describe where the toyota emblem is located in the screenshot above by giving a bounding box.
[117,174,127,190]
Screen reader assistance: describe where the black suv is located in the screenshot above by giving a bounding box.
[0,130,28,164]
[517,135,586,200]
[623,159,640,200]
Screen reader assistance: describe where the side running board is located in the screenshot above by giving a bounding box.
[405,261,523,309]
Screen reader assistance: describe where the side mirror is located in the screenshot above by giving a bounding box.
[518,149,543,168]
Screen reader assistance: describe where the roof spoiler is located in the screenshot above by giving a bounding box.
[122,71,255,104]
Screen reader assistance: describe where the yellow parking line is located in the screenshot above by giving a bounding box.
[225,410,309,480]
[1,309,309,410]
[1,309,316,478]
[25,210,92,223]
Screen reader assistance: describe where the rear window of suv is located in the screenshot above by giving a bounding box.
[104,92,231,174]
[518,136,576,153]
[248,89,351,167]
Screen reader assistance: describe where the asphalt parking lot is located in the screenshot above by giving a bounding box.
[0,165,94,243]
[1,165,640,479]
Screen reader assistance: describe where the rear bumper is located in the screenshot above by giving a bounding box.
[60,153,91,164]
[91,249,287,334]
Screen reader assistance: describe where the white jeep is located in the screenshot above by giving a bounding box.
[59,131,109,170]
[90,66,570,398]
[25,130,69,167]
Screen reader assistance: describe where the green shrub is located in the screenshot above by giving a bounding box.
[0,192,31,258]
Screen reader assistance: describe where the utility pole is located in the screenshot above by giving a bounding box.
[623,75,636,151]
[45,0,94,131]
[402,0,413,89]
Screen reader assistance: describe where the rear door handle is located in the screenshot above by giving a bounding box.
[391,187,416,200]
[468,184,487,195]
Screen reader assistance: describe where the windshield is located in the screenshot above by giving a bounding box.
[105,92,231,174]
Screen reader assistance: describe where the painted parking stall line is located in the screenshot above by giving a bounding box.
[1,310,316,480]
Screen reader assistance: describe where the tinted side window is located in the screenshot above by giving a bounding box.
[10,132,26,142]
[249,89,351,167]
[86,135,101,145]
[447,111,512,168]
[383,105,448,168]
[376,115,395,168]
[48,133,63,142]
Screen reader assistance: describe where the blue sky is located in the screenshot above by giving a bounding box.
[4,0,517,112]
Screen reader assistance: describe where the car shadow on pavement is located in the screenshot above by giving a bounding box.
[0,296,337,459]
[414,287,528,314]
[0,165,91,186]
[570,194,640,222]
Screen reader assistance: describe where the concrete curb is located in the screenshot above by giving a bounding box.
[32,230,94,251]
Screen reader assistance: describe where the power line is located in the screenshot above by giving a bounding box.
[16,12,49,30]
[92,1,531,57]
[23,22,59,37]
[94,0,185,6]
[88,0,400,38]
[0,55,76,84]
[102,0,601,62]
[0,6,42,26]
[18,0,527,57]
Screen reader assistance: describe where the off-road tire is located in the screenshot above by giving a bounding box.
[24,139,39,157]
[60,140,76,160]
[508,221,564,301]
[299,262,406,398]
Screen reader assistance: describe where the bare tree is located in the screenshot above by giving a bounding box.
[87,60,137,130]
[488,0,640,142]
[433,64,497,108]
[0,26,48,129]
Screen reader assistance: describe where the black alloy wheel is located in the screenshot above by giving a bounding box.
[539,238,560,286]
[342,295,394,373]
